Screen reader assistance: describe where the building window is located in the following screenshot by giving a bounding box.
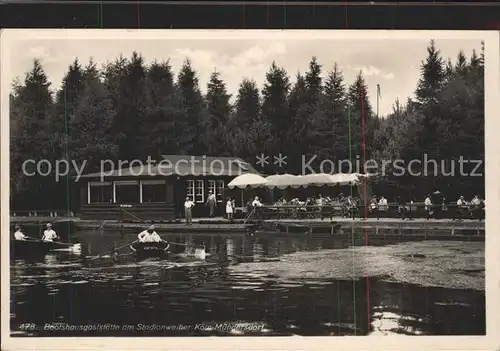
[141,180,166,203]
[186,180,195,202]
[208,180,224,202]
[208,180,216,200]
[216,180,225,202]
[88,182,113,204]
[114,180,139,204]
[195,180,204,203]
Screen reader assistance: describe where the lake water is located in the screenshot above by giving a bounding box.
[10,230,485,336]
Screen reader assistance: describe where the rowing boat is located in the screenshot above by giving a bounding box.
[130,241,171,260]
[11,239,82,258]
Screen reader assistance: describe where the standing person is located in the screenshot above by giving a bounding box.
[206,190,217,218]
[252,196,264,219]
[14,225,28,241]
[470,195,484,220]
[424,195,433,220]
[317,194,324,220]
[184,197,195,225]
[396,197,407,220]
[369,195,378,213]
[456,195,468,219]
[226,198,234,221]
[42,223,59,242]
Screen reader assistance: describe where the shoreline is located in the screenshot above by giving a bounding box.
[9,216,485,240]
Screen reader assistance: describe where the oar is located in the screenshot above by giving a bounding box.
[23,238,75,247]
[167,242,189,246]
[86,240,138,260]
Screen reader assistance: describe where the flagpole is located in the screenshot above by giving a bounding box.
[376,84,379,119]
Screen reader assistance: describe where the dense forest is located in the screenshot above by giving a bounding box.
[10,40,484,210]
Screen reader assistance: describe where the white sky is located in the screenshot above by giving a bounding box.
[5,32,482,117]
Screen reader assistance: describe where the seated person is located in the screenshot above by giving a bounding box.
[14,225,28,241]
[42,223,58,242]
[378,196,388,211]
[369,195,378,212]
[469,195,484,218]
[456,196,469,218]
[137,225,162,243]
[251,196,263,207]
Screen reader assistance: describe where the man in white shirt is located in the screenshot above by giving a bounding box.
[252,196,263,207]
[424,195,433,219]
[42,223,58,242]
[378,196,388,211]
[14,225,28,241]
[457,196,467,207]
[205,191,217,218]
[471,195,481,206]
[138,225,162,243]
[456,195,469,219]
[185,196,195,225]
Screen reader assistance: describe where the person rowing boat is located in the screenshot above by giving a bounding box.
[42,223,59,242]
[14,225,29,241]
[130,225,171,260]
[137,225,166,243]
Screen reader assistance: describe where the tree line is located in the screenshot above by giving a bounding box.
[10,40,484,210]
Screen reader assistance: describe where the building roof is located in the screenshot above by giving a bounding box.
[79,155,261,179]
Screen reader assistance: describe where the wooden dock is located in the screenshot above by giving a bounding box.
[10,216,485,240]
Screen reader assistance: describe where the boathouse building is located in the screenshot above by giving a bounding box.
[76,155,260,221]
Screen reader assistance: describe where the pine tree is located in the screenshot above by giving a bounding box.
[347,72,373,165]
[232,79,269,161]
[305,56,323,106]
[70,61,118,172]
[205,71,232,155]
[146,60,174,102]
[104,52,148,160]
[176,59,209,154]
[444,58,454,82]
[287,72,310,172]
[415,40,445,106]
[54,58,86,160]
[261,61,290,163]
[142,60,179,158]
[315,63,348,163]
[234,78,260,130]
[470,49,481,69]
[415,40,445,164]
[10,60,56,208]
[455,50,468,77]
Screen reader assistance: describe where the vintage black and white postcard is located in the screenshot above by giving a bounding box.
[1,29,499,350]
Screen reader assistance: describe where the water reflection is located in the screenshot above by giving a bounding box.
[10,230,485,336]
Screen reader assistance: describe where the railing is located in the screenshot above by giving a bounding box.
[10,210,75,217]
[252,202,485,221]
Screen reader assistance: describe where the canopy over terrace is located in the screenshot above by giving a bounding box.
[227,173,268,189]
[265,174,305,190]
[264,173,365,189]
